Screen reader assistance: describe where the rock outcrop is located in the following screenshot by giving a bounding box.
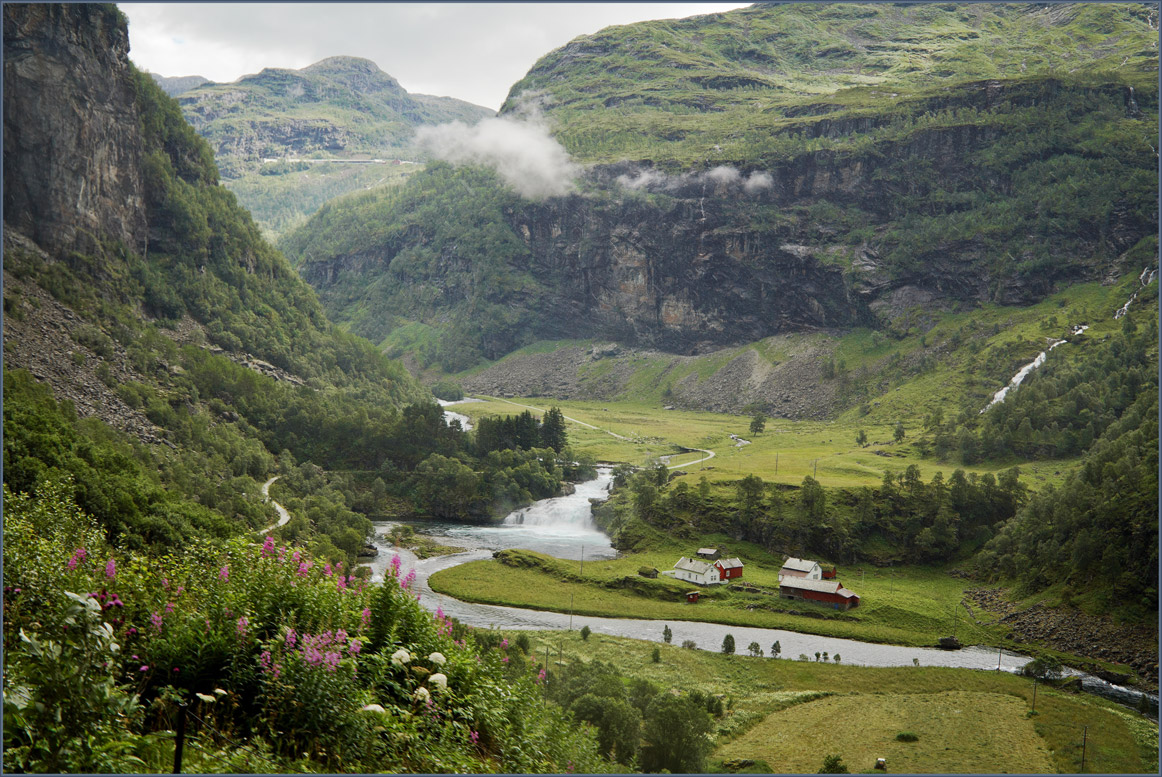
[3,3,146,257]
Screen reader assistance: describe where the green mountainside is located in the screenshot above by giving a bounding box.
[148,72,208,96]
[173,56,493,237]
[285,2,1157,375]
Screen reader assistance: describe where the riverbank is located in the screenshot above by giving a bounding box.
[428,553,1006,649]
[514,630,1159,775]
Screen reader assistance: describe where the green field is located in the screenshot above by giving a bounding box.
[517,631,1158,775]
[431,549,1007,649]
[452,396,1078,492]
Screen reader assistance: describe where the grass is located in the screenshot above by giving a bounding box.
[431,550,1007,649]
[719,690,1054,773]
[454,395,1078,491]
[516,631,1158,774]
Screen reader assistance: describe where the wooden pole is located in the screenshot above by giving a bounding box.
[1032,678,1037,712]
[173,700,188,774]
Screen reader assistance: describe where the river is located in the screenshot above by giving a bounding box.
[363,459,1156,712]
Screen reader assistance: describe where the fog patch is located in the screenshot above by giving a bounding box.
[615,165,773,196]
[416,100,579,199]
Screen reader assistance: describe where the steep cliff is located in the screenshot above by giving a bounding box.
[3,3,146,257]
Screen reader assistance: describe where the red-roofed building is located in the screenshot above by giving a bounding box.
[778,577,860,611]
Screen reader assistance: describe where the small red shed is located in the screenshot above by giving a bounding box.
[686,591,700,603]
[715,557,744,581]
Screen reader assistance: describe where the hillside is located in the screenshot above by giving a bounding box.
[173,56,493,236]
[149,72,208,95]
[284,3,1158,379]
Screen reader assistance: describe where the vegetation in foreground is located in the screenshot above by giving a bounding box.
[2,482,610,774]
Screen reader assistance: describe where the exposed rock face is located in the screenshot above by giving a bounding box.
[3,3,146,257]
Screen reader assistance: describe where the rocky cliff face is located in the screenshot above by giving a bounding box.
[3,3,146,257]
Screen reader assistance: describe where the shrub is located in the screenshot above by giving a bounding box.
[896,732,919,742]
[818,753,850,773]
[580,625,591,641]
[682,640,698,650]
[652,647,661,663]
[722,634,735,654]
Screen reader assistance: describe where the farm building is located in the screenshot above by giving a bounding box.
[661,557,721,586]
[778,577,860,610]
[696,547,720,561]
[715,557,744,580]
[779,557,822,580]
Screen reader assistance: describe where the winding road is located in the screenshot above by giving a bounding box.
[259,475,291,534]
[481,396,715,470]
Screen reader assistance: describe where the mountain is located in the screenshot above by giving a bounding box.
[283,3,1157,379]
[171,56,494,237]
[149,72,208,95]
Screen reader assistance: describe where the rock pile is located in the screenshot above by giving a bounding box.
[966,587,1158,690]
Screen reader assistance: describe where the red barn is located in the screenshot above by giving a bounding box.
[715,557,744,581]
[778,577,860,611]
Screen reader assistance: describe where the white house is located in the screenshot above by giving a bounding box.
[779,557,822,581]
[661,557,721,586]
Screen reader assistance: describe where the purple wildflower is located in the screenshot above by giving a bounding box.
[150,612,163,631]
[219,565,229,581]
[324,562,333,577]
[285,627,297,648]
[390,554,401,576]
[105,558,116,579]
[361,607,371,628]
[348,640,362,656]
[164,602,175,615]
[297,560,311,577]
[469,730,479,744]
[139,665,149,672]
[236,617,249,635]
[261,535,275,558]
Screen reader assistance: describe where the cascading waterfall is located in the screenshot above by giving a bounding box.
[502,473,612,533]
[1113,265,1157,320]
[981,324,1089,413]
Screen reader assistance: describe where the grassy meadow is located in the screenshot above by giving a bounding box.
[516,631,1159,774]
[430,549,1008,649]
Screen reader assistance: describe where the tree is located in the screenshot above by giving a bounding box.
[662,625,672,644]
[747,641,763,657]
[815,651,821,662]
[818,754,850,774]
[721,634,735,655]
[641,693,713,773]
[855,429,868,447]
[540,406,568,452]
[771,640,781,658]
[894,421,906,443]
[749,413,767,436]
[580,625,591,641]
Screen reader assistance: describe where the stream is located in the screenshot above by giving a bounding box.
[357,409,1157,711]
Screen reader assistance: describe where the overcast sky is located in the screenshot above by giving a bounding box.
[120,3,753,110]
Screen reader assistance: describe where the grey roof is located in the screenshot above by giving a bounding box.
[717,557,744,569]
[697,547,718,555]
[672,557,716,576]
[779,577,857,596]
[781,557,819,573]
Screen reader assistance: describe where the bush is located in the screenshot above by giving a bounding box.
[818,753,850,773]
[682,640,698,650]
[580,625,591,641]
[896,732,919,742]
[652,647,661,663]
[1020,656,1064,680]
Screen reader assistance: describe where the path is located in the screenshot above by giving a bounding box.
[259,476,291,534]
[481,396,715,470]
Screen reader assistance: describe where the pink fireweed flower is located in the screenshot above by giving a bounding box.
[272,663,282,679]
[150,612,163,631]
[502,656,509,664]
[277,545,287,562]
[324,562,333,577]
[261,535,275,558]
[361,607,371,628]
[500,638,509,649]
[176,585,185,595]
[401,570,416,590]
[324,651,341,672]
[67,548,87,570]
[139,665,149,672]
[336,629,348,644]
[292,549,301,564]
[236,617,249,635]
[162,577,169,589]
[336,577,347,591]
[164,602,175,614]
[297,560,311,577]
[219,565,229,581]
[348,640,362,656]
[469,730,479,744]
[105,558,116,579]
[284,627,297,648]
[436,606,445,621]
[537,668,546,683]
[390,554,401,576]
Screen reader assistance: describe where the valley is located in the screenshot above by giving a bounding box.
[3,2,1157,774]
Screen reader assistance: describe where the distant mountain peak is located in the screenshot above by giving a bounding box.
[303,55,385,76]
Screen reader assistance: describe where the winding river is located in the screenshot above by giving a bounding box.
[362,453,1156,711]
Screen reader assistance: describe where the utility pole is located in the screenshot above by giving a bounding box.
[1080,726,1088,772]
[580,545,584,575]
[813,459,818,478]
[173,700,188,774]
[1032,677,1038,712]
[569,593,574,630]
[997,645,1003,671]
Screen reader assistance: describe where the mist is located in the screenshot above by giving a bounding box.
[416,112,580,200]
[616,165,773,195]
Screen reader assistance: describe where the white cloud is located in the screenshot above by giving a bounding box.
[416,113,580,199]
